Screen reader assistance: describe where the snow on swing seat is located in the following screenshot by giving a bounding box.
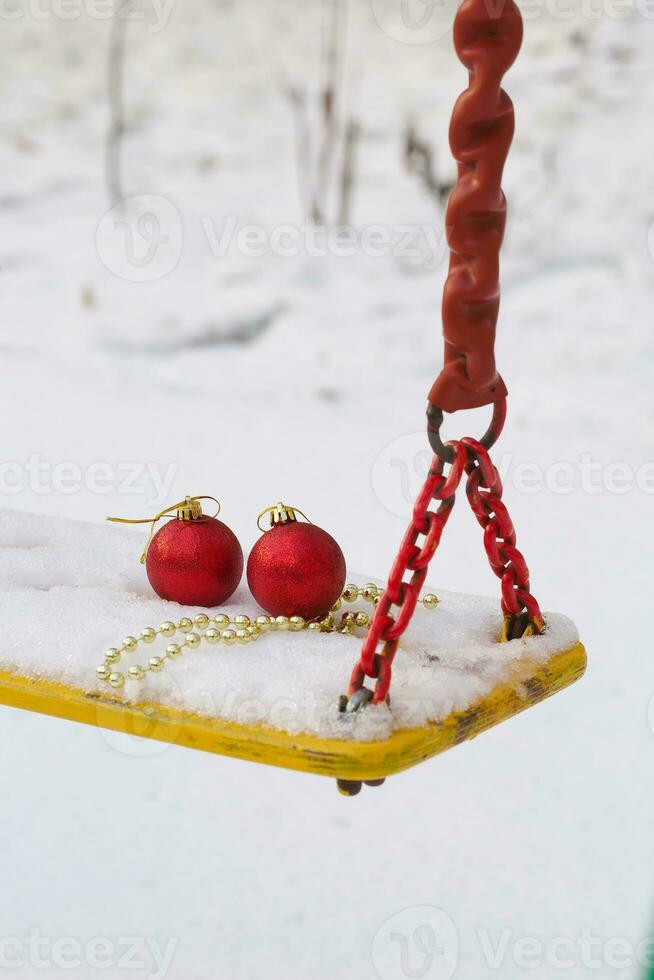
[0,508,585,780]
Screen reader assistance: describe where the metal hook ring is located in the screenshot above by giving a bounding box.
[426,398,507,464]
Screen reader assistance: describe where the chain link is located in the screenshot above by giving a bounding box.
[346,438,543,706]
[462,437,544,632]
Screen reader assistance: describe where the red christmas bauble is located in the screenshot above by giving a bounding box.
[146,516,243,607]
[247,511,346,619]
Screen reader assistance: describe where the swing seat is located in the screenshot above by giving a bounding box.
[0,639,585,782]
[0,509,586,788]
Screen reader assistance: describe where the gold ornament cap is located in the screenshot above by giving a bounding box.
[257,502,311,531]
[176,496,204,521]
[107,495,221,562]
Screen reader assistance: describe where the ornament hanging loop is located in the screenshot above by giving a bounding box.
[107,495,221,563]
[256,502,312,531]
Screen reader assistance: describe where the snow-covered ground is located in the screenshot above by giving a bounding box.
[0,1,651,978]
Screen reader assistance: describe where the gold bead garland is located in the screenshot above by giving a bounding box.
[96,584,440,689]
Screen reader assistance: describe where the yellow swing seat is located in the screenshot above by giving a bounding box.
[0,510,586,793]
[0,641,586,783]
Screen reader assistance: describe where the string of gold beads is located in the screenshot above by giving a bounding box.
[96,585,439,689]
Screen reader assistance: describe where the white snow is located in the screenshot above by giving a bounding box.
[0,2,650,979]
[0,507,579,741]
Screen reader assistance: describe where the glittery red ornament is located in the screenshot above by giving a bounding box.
[109,496,243,607]
[247,503,346,619]
[147,517,242,607]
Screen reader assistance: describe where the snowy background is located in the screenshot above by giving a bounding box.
[0,0,651,977]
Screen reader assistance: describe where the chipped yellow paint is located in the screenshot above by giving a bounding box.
[0,642,585,780]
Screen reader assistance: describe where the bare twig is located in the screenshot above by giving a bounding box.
[287,85,314,221]
[312,0,346,223]
[404,124,453,207]
[337,117,360,227]
[271,0,355,226]
[264,42,316,220]
[106,0,131,206]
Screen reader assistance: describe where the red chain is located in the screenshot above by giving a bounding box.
[344,0,535,710]
[462,438,543,630]
[347,440,543,705]
[428,0,522,414]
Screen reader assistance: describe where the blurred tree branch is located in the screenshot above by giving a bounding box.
[106,0,132,206]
